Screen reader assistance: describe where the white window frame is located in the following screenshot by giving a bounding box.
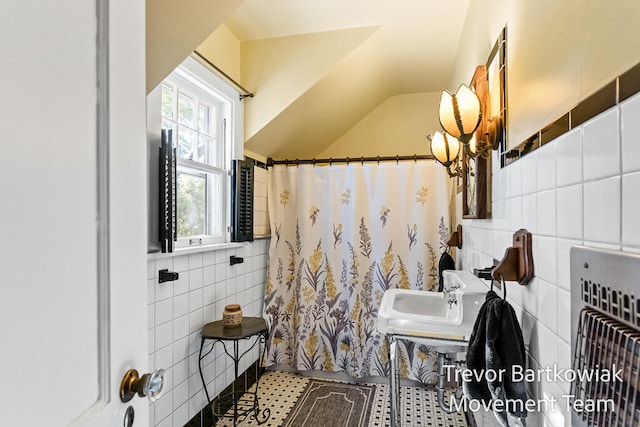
[160,56,243,249]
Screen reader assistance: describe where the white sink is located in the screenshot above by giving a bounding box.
[377,270,489,350]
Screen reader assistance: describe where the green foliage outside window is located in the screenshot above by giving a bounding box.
[177,172,206,237]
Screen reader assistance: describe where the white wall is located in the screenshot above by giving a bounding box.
[196,24,242,82]
[319,92,442,158]
[146,0,244,93]
[459,92,640,427]
[451,0,640,151]
[241,27,378,143]
[147,240,269,427]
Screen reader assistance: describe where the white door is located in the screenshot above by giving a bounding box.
[0,0,149,426]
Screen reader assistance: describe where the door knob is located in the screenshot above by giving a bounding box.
[119,368,165,403]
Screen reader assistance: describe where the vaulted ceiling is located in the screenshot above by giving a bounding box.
[147,0,471,159]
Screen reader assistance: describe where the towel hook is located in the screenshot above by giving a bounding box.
[446,224,463,249]
[492,229,534,286]
[490,274,507,300]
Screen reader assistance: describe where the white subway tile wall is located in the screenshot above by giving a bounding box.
[622,171,640,249]
[254,166,271,237]
[459,92,640,427]
[582,108,620,181]
[621,95,640,173]
[536,141,556,192]
[555,129,583,187]
[521,150,537,195]
[147,239,270,427]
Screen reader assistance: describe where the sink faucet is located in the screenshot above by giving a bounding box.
[447,283,461,292]
[444,284,459,308]
[446,291,458,308]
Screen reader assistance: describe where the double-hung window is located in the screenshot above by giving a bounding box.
[157,56,241,249]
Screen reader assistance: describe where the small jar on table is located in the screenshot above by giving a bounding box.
[223,304,243,328]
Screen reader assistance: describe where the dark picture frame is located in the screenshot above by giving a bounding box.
[462,27,507,218]
[489,27,508,166]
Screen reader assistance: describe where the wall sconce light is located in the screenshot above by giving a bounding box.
[438,84,482,146]
[429,131,462,178]
[433,65,502,180]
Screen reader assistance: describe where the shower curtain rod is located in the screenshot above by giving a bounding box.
[192,50,254,100]
[266,154,434,167]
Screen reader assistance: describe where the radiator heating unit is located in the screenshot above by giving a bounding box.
[571,246,640,427]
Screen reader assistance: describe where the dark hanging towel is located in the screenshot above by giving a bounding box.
[463,290,528,427]
[437,251,456,292]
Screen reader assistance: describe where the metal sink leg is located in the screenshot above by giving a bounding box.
[389,335,401,427]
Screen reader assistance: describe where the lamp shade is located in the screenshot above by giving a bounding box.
[467,133,478,156]
[430,131,460,165]
[438,84,482,142]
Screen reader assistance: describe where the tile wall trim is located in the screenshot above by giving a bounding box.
[503,61,640,166]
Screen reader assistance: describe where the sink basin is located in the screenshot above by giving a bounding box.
[380,289,461,326]
[377,271,489,350]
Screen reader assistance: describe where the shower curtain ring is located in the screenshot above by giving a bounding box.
[377,156,380,165]
[414,154,417,163]
[329,158,332,166]
[396,154,399,164]
[295,159,299,167]
[285,158,289,167]
[312,158,316,167]
[361,156,364,165]
[346,157,350,165]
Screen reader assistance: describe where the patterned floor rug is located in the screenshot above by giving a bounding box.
[215,370,468,427]
[283,379,375,427]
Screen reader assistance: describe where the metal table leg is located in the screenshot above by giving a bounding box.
[198,336,216,406]
[389,335,401,427]
[252,333,270,423]
[198,332,270,426]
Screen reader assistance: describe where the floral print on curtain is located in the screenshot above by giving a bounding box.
[264,161,452,383]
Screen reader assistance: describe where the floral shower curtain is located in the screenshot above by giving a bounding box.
[263,161,452,383]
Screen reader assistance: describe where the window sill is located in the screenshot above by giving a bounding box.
[148,242,245,260]
[147,236,270,260]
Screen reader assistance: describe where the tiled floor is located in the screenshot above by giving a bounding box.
[216,370,468,426]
